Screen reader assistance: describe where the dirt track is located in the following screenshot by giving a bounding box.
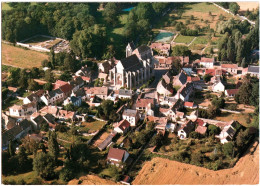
[133,144,259,185]
[68,175,118,185]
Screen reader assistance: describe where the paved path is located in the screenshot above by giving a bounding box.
[212,2,255,25]
[199,105,241,114]
[188,37,197,46]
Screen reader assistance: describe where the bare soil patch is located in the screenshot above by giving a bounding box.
[68,174,118,185]
[237,2,259,11]
[133,144,259,185]
[2,43,48,68]
[93,132,110,147]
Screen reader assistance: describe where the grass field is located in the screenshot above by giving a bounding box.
[192,36,208,45]
[2,43,49,68]
[174,35,195,44]
[81,120,106,132]
[175,2,235,29]
[215,112,250,127]
[2,2,12,10]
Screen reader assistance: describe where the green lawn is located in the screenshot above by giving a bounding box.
[81,120,106,132]
[174,35,195,44]
[193,36,208,45]
[184,2,221,13]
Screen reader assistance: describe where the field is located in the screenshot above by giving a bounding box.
[237,2,259,11]
[2,2,12,10]
[68,174,118,185]
[214,112,251,127]
[2,43,48,68]
[80,120,106,133]
[133,144,259,185]
[173,35,195,44]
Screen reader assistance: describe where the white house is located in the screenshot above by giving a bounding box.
[216,121,240,144]
[174,82,193,102]
[63,96,82,107]
[212,81,225,92]
[225,89,239,97]
[9,102,37,117]
[118,89,133,99]
[199,57,215,68]
[41,89,65,105]
[114,119,130,134]
[177,120,195,139]
[122,109,139,126]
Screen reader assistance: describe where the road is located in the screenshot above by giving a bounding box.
[149,68,168,88]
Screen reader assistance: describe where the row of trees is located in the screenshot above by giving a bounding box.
[124,3,173,41]
[217,17,259,65]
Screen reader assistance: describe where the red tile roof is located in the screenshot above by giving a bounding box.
[81,76,91,82]
[205,69,215,76]
[226,89,239,96]
[150,43,170,50]
[200,57,214,63]
[187,76,200,82]
[116,119,130,131]
[107,148,126,161]
[221,64,238,69]
[136,98,154,108]
[194,119,205,126]
[184,102,194,107]
[59,84,73,94]
[195,126,207,134]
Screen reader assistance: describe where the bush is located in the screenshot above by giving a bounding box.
[189,131,201,139]
[222,142,234,157]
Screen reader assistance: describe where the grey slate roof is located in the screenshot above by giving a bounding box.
[49,89,63,98]
[128,42,135,51]
[178,71,187,85]
[123,109,137,117]
[248,65,260,73]
[19,119,32,130]
[120,54,143,72]
[180,82,193,98]
[43,113,56,124]
[182,120,195,135]
[137,45,150,54]
[119,89,133,96]
[32,115,47,125]
[74,88,85,97]
[27,93,39,102]
[71,96,80,103]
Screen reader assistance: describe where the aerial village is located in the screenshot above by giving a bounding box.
[1,2,259,185]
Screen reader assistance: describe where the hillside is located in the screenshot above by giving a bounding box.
[133,142,259,185]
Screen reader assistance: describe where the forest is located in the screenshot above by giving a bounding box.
[2,2,174,59]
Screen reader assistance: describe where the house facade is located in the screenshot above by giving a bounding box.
[122,109,139,126]
[107,148,129,167]
[9,102,37,117]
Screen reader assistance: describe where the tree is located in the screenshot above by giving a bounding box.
[43,82,53,91]
[33,152,55,179]
[102,3,119,27]
[18,146,28,166]
[27,79,39,91]
[8,140,15,157]
[41,59,49,67]
[171,45,191,57]
[229,3,240,15]
[203,74,212,83]
[21,136,39,154]
[44,69,54,83]
[189,131,201,139]
[191,151,203,166]
[241,57,246,68]
[207,105,221,119]
[41,123,49,132]
[60,71,72,81]
[48,131,60,162]
[212,97,225,109]
[250,83,259,106]
[208,125,221,136]
[236,78,252,105]
[49,49,55,68]
[222,142,234,157]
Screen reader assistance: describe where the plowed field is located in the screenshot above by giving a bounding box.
[133,144,259,185]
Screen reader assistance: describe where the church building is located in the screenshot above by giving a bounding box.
[109,42,157,89]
